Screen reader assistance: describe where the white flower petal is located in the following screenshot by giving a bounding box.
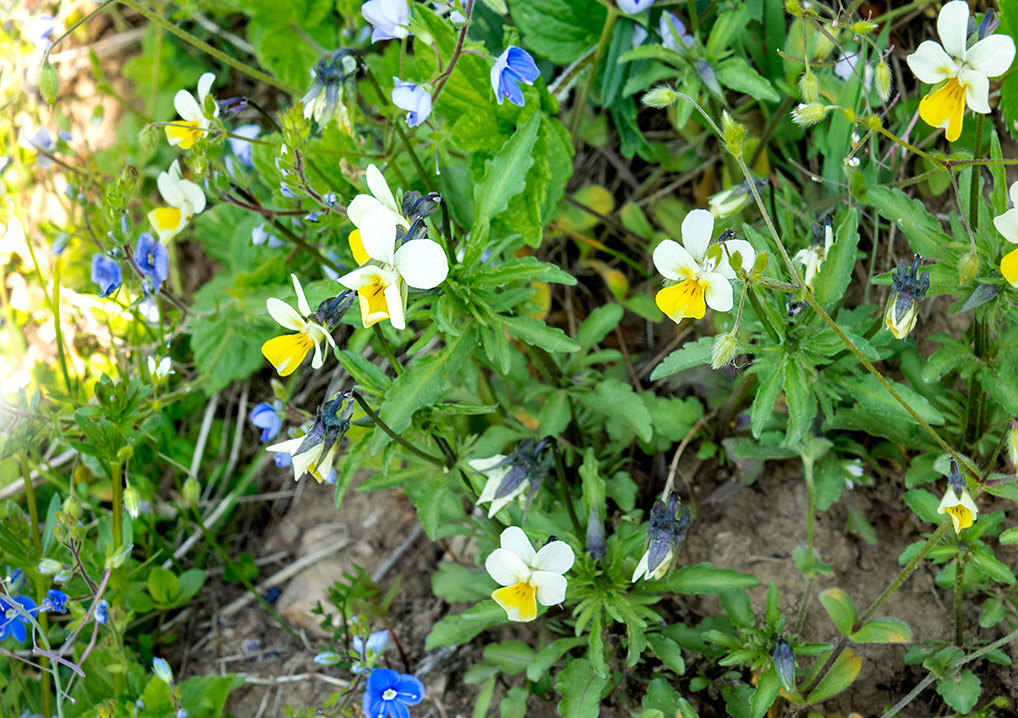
[966,35,1017,79]
[499,526,536,565]
[631,550,650,582]
[177,179,206,215]
[994,208,1018,243]
[1009,181,1018,209]
[384,281,405,329]
[337,265,386,291]
[718,239,756,278]
[266,298,305,330]
[360,205,398,265]
[532,541,575,573]
[702,272,733,312]
[485,547,531,586]
[310,336,324,368]
[197,72,216,106]
[173,89,202,123]
[652,239,698,280]
[157,168,185,208]
[393,239,449,289]
[938,0,970,60]
[365,164,398,214]
[681,208,714,262]
[265,436,303,454]
[532,571,567,606]
[348,194,382,228]
[906,41,957,85]
[291,443,322,481]
[469,455,509,473]
[961,69,991,114]
[291,273,311,315]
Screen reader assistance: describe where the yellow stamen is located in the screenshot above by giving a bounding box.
[261,333,314,377]
[945,503,974,531]
[919,77,966,142]
[349,229,370,265]
[655,277,707,321]
[1001,247,1018,286]
[165,120,204,149]
[308,461,327,484]
[492,581,538,622]
[150,207,183,232]
[357,282,390,328]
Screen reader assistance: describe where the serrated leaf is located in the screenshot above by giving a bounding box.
[500,315,581,352]
[839,374,945,426]
[650,336,714,380]
[866,186,951,256]
[474,113,541,222]
[936,669,982,714]
[511,0,607,64]
[750,668,780,718]
[813,208,860,309]
[646,634,686,676]
[588,379,653,442]
[716,57,780,103]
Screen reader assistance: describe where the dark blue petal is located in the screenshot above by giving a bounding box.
[395,674,425,705]
[388,701,410,718]
[363,688,384,718]
[11,620,26,643]
[368,668,401,692]
[500,76,525,107]
[504,47,539,83]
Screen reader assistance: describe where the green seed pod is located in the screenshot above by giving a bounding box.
[183,476,200,505]
[123,486,140,519]
[799,69,819,103]
[875,60,891,103]
[711,333,739,369]
[958,250,979,285]
[39,64,59,106]
[642,85,678,109]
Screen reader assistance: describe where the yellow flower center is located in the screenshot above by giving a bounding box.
[261,332,314,377]
[1001,247,1018,287]
[357,281,391,328]
[945,503,974,531]
[165,120,204,149]
[919,77,967,142]
[492,581,538,622]
[655,277,707,321]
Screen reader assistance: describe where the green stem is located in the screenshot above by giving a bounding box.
[875,125,945,167]
[746,286,781,343]
[351,392,448,467]
[953,556,964,646]
[570,6,617,143]
[964,314,988,444]
[372,324,403,376]
[116,0,299,94]
[969,113,985,231]
[19,452,52,718]
[804,459,815,562]
[793,575,814,636]
[553,450,585,540]
[109,459,123,697]
[42,0,115,64]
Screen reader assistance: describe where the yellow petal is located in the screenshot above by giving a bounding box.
[527,281,551,320]
[945,503,974,532]
[357,282,391,328]
[1001,247,1018,286]
[919,78,966,142]
[349,228,370,266]
[492,581,538,622]
[655,278,707,322]
[150,207,182,233]
[261,333,314,376]
[165,120,204,149]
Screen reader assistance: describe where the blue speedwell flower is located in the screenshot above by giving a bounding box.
[0,595,37,643]
[250,401,284,442]
[91,254,122,297]
[362,0,411,42]
[153,657,173,684]
[135,232,169,293]
[93,599,109,625]
[362,669,424,718]
[41,589,67,614]
[617,0,654,13]
[491,46,540,106]
[391,79,432,127]
[228,124,260,168]
[352,629,389,673]
[252,223,284,248]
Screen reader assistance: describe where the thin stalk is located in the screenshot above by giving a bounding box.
[351,392,447,467]
[372,324,403,376]
[570,6,617,143]
[964,314,988,444]
[430,0,476,104]
[19,452,52,718]
[969,113,985,231]
[42,0,115,64]
[804,459,815,562]
[746,286,781,343]
[953,557,964,646]
[109,459,123,697]
[553,450,585,540]
[793,575,814,636]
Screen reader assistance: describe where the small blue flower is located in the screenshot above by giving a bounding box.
[391,79,432,127]
[152,656,173,684]
[135,232,169,293]
[175,710,188,718]
[251,223,284,249]
[228,124,261,168]
[362,669,425,718]
[281,183,298,199]
[314,652,341,665]
[362,0,411,43]
[91,254,122,297]
[491,46,540,107]
[616,0,654,13]
[0,595,37,643]
[41,589,68,614]
[250,401,284,442]
[23,13,57,50]
[323,193,338,207]
[660,12,694,52]
[273,452,293,468]
[305,211,322,223]
[93,599,109,625]
[5,568,24,590]
[352,629,390,673]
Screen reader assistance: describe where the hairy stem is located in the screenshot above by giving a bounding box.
[19,452,52,718]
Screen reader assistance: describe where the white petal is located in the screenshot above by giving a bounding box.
[291,273,311,315]
[906,41,956,85]
[961,69,990,113]
[4,217,25,244]
[477,473,503,503]
[966,35,1016,79]
[652,239,698,280]
[393,240,449,289]
[680,209,715,262]
[291,443,322,481]
[938,1,970,60]
[178,179,206,215]
[702,272,734,312]
[359,205,397,265]
[631,551,650,582]
[469,455,509,473]
[718,239,756,278]
[384,281,405,329]
[310,336,324,368]
[338,265,385,290]
[499,526,536,565]
[994,208,1018,243]
[532,571,567,606]
[266,298,305,330]
[532,541,575,573]
[348,194,382,227]
[265,436,303,454]
[157,168,185,208]
[173,90,202,122]
[1009,181,1018,209]
[485,548,531,586]
[365,164,399,214]
[197,72,216,106]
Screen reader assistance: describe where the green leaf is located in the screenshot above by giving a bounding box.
[813,208,860,309]
[175,568,206,605]
[555,658,609,718]
[715,57,780,103]
[1000,0,1018,138]
[579,449,606,519]
[375,354,450,442]
[750,358,784,439]
[336,349,393,394]
[904,489,942,524]
[972,550,1017,585]
[474,675,496,718]
[500,687,529,718]
[805,649,861,703]
[527,637,586,682]
[474,113,542,222]
[706,6,750,57]
[511,0,607,64]
[650,336,714,380]
[147,567,179,605]
[426,603,508,649]
[586,379,653,442]
[667,563,761,594]
[1000,526,1018,544]
[782,354,816,441]
[936,669,982,714]
[840,374,945,426]
[750,668,780,718]
[471,256,578,288]
[850,617,912,644]
[818,588,857,636]
[646,634,686,676]
[866,186,951,257]
[539,391,572,438]
[484,641,535,675]
[575,304,625,354]
[500,315,581,352]
[431,561,492,602]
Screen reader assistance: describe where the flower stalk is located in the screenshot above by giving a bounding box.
[19,451,52,718]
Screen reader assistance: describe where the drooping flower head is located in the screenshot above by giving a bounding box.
[708,179,766,219]
[361,668,424,718]
[660,12,694,52]
[652,209,755,323]
[250,400,284,442]
[992,180,1018,286]
[135,232,169,293]
[884,255,929,339]
[470,438,552,518]
[93,599,109,625]
[147,160,206,242]
[938,458,979,533]
[165,73,218,149]
[391,78,433,127]
[361,0,411,43]
[91,254,122,298]
[773,637,796,693]
[0,595,37,642]
[148,356,173,384]
[265,392,354,483]
[793,214,834,290]
[485,527,574,622]
[491,46,540,107]
[302,51,358,133]
[631,493,691,582]
[906,1,1015,142]
[261,274,338,376]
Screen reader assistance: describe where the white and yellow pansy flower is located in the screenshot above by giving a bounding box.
[166,72,218,149]
[337,206,448,330]
[938,484,979,533]
[470,455,528,518]
[347,165,410,264]
[992,180,1018,286]
[653,208,755,322]
[147,160,206,242]
[484,527,574,622]
[261,273,336,376]
[794,217,834,290]
[631,546,673,582]
[266,433,338,484]
[906,1,1015,142]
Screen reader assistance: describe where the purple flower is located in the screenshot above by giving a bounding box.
[252,224,284,248]
[660,12,694,52]
[41,589,68,614]
[391,79,432,127]
[91,254,122,297]
[362,669,425,718]
[93,599,108,625]
[617,0,654,13]
[491,46,540,107]
[250,401,283,442]
[362,0,411,42]
[0,595,37,642]
[135,232,169,293]
[228,124,261,168]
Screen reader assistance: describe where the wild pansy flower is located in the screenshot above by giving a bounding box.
[485,527,574,622]
[227,123,260,169]
[91,254,122,298]
[252,224,284,248]
[884,255,929,339]
[302,52,358,132]
[147,159,206,242]
[660,12,694,52]
[617,0,654,13]
[708,179,765,219]
[250,400,284,442]
[793,214,834,290]
[652,209,755,322]
[391,78,432,127]
[135,232,169,293]
[992,180,1018,285]
[165,73,218,149]
[262,274,336,376]
[352,629,390,673]
[906,0,1015,142]
[362,669,424,718]
[0,595,37,642]
[938,459,979,533]
[266,392,354,483]
[491,46,540,107]
[40,589,68,614]
[362,0,411,42]
[470,439,551,518]
[631,493,691,582]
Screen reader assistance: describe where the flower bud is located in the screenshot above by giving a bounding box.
[850,20,878,35]
[722,111,747,158]
[643,85,678,109]
[1007,420,1018,468]
[884,255,930,339]
[124,486,140,519]
[152,657,174,684]
[140,124,161,152]
[585,506,607,560]
[39,64,59,106]
[117,446,133,461]
[773,637,796,692]
[182,476,201,505]
[62,495,82,521]
[799,69,819,103]
[958,250,979,285]
[38,558,63,575]
[785,0,802,17]
[711,333,739,369]
[791,103,827,127]
[875,60,891,103]
[106,543,133,570]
